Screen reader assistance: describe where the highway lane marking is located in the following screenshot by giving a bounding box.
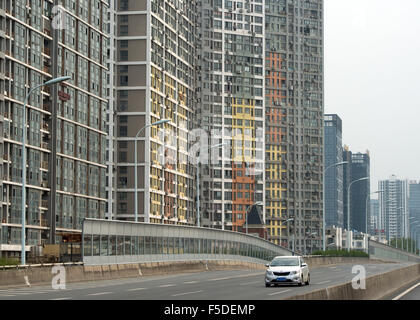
[158,284,176,288]
[329,267,338,269]
[0,294,15,297]
[184,281,198,284]
[127,288,147,291]
[392,282,420,300]
[88,292,113,296]
[268,289,291,296]
[315,280,332,285]
[240,281,260,286]
[50,297,72,300]
[172,290,204,297]
[208,272,263,282]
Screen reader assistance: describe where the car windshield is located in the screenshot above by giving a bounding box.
[270,258,300,266]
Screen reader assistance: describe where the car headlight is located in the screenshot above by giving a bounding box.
[266,270,274,276]
[290,271,298,275]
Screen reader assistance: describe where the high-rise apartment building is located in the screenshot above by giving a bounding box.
[370,198,379,235]
[1,0,109,258]
[408,181,420,247]
[197,0,266,231]
[350,152,370,233]
[108,0,198,225]
[264,0,324,253]
[379,175,409,241]
[324,114,343,228]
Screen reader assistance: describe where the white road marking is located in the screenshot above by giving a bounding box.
[184,281,198,284]
[0,294,15,297]
[127,288,147,291]
[88,292,113,296]
[158,284,175,288]
[240,281,260,286]
[172,290,203,297]
[268,289,291,296]
[329,267,337,269]
[50,297,72,300]
[208,272,263,282]
[316,280,332,285]
[392,282,420,300]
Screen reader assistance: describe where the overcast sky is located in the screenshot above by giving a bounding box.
[325,0,420,193]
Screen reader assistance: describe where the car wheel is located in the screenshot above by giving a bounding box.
[298,276,303,286]
[305,274,310,286]
[265,283,271,287]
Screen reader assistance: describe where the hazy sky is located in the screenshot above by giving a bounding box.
[325,0,420,193]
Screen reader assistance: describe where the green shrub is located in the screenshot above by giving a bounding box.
[0,258,20,266]
[311,249,369,257]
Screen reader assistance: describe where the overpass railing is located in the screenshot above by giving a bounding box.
[368,240,420,263]
[82,219,292,266]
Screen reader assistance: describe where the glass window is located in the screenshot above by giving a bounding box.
[150,237,156,254]
[168,238,173,254]
[173,237,179,254]
[190,238,195,254]
[156,237,162,254]
[145,236,151,254]
[92,235,100,256]
[110,235,116,256]
[83,234,92,256]
[184,238,189,254]
[162,237,168,254]
[132,236,137,255]
[138,236,144,255]
[124,236,131,255]
[100,235,108,256]
[117,236,124,255]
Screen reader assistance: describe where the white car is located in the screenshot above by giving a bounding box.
[265,256,310,287]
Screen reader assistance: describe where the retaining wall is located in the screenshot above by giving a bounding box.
[286,263,420,300]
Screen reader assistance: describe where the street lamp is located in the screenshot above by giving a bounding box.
[365,190,384,235]
[394,206,404,249]
[304,232,317,256]
[280,218,294,254]
[323,161,348,251]
[196,143,226,227]
[347,177,369,251]
[246,201,263,235]
[134,119,170,223]
[21,76,72,266]
[408,217,417,252]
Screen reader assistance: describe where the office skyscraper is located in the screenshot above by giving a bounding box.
[1,0,109,258]
[350,152,370,233]
[342,145,352,230]
[324,114,344,228]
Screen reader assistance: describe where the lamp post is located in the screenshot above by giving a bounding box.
[394,206,404,249]
[134,119,170,223]
[347,177,369,252]
[365,190,384,236]
[246,201,263,235]
[408,217,417,252]
[323,161,348,251]
[196,143,226,227]
[304,232,317,256]
[21,76,71,266]
[280,218,294,254]
[409,222,420,254]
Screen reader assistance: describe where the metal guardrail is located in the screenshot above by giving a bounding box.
[82,219,293,266]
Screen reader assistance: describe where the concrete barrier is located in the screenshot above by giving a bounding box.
[0,256,403,290]
[286,263,420,300]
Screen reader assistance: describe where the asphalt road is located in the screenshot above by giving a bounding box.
[385,279,420,300]
[0,262,415,300]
